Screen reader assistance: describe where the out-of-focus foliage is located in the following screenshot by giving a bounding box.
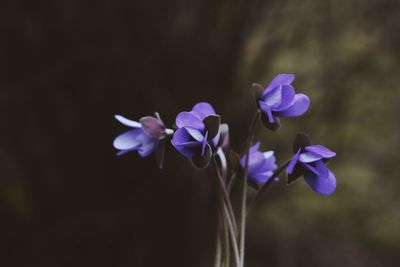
[0,0,399,266]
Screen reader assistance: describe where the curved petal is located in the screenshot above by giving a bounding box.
[185,127,204,142]
[114,115,141,128]
[249,171,274,184]
[273,85,295,111]
[305,145,336,158]
[262,74,295,97]
[257,151,277,173]
[299,151,322,163]
[287,149,301,174]
[171,127,191,145]
[250,142,261,153]
[275,94,310,117]
[175,112,205,131]
[240,151,266,175]
[113,129,143,150]
[138,140,158,157]
[191,102,216,120]
[304,169,336,195]
[262,86,282,107]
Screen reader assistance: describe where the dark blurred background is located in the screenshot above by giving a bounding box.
[1,0,400,266]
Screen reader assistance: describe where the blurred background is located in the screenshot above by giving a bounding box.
[1,0,399,266]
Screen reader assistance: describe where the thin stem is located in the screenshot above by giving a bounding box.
[239,110,260,267]
[222,206,230,267]
[213,158,238,234]
[246,160,291,216]
[223,204,241,266]
[214,219,222,267]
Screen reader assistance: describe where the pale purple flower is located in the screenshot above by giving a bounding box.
[171,102,222,160]
[240,142,277,184]
[113,114,173,157]
[255,74,310,130]
[287,143,336,195]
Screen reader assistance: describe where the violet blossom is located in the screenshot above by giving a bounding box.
[240,142,277,184]
[253,74,310,131]
[113,114,173,159]
[287,133,337,195]
[171,102,226,168]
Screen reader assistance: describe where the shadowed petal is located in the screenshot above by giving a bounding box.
[305,145,336,158]
[275,94,310,117]
[114,115,141,128]
[176,112,205,131]
[304,169,336,195]
[113,129,143,150]
[191,102,216,120]
[262,74,295,97]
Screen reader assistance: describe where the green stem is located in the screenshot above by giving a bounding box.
[239,110,260,267]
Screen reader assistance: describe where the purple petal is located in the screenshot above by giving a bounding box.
[250,142,261,153]
[185,127,204,142]
[240,151,266,174]
[175,112,205,131]
[304,169,336,195]
[249,171,274,184]
[299,151,322,163]
[258,101,276,123]
[114,115,141,128]
[171,128,201,158]
[273,85,295,111]
[314,160,330,179]
[275,94,310,117]
[262,74,295,97]
[305,145,336,158]
[138,140,157,157]
[256,151,277,173]
[262,86,282,106]
[113,129,143,150]
[287,149,301,174]
[191,102,216,120]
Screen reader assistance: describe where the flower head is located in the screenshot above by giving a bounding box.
[287,133,337,195]
[240,142,277,184]
[171,102,225,168]
[113,114,173,161]
[253,74,310,131]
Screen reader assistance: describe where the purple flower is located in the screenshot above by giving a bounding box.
[171,102,224,168]
[240,142,277,184]
[254,74,310,131]
[113,114,173,158]
[287,134,337,195]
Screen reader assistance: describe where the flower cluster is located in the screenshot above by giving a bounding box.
[113,73,337,195]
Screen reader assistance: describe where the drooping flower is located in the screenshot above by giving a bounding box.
[287,133,337,195]
[240,142,277,184]
[171,102,226,168]
[113,113,173,166]
[253,74,310,131]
